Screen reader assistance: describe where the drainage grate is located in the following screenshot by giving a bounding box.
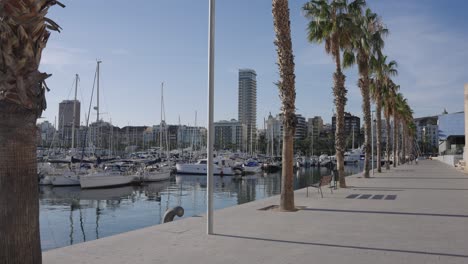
[346,194,398,200]
[371,195,385,200]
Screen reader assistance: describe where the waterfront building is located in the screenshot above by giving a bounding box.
[331,112,360,143]
[295,114,307,140]
[144,124,206,151]
[214,119,247,151]
[238,69,257,153]
[58,100,81,147]
[414,115,439,154]
[438,111,464,155]
[266,113,282,156]
[307,116,323,140]
[37,121,56,147]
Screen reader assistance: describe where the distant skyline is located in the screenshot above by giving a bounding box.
[39,0,468,127]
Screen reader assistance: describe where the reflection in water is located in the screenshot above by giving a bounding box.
[40,165,362,251]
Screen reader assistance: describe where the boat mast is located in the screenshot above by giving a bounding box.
[71,74,79,149]
[96,61,101,122]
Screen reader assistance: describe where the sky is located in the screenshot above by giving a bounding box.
[39,0,468,128]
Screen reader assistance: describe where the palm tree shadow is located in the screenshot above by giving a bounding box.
[214,233,468,259]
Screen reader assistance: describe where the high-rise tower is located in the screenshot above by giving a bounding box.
[238,69,257,153]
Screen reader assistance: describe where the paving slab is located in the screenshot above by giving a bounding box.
[43,160,468,264]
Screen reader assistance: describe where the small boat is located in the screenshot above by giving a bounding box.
[242,160,262,174]
[319,154,331,166]
[176,159,234,176]
[137,165,171,182]
[344,148,362,164]
[80,164,138,189]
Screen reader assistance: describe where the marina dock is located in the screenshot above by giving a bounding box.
[43,160,468,264]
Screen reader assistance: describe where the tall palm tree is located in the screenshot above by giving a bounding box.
[303,0,363,188]
[382,80,398,169]
[370,55,397,172]
[273,0,296,211]
[0,1,64,262]
[399,98,413,164]
[344,8,387,178]
[393,92,405,166]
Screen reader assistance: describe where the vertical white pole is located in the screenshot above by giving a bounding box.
[207,0,215,235]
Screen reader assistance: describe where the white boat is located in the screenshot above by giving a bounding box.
[50,173,81,186]
[242,160,262,174]
[176,159,234,176]
[38,175,52,186]
[344,148,362,164]
[80,164,138,189]
[137,165,171,182]
[39,163,81,186]
[319,154,332,166]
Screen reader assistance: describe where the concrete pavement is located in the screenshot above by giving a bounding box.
[43,160,468,264]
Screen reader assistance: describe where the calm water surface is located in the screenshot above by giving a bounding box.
[40,164,363,251]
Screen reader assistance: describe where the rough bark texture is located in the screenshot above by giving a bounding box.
[0,102,41,264]
[358,57,371,178]
[334,69,347,188]
[376,96,382,172]
[385,117,391,170]
[273,0,296,211]
[402,126,406,164]
[397,121,401,165]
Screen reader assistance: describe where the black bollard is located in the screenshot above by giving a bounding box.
[163,206,184,223]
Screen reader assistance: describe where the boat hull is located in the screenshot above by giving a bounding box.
[50,175,80,186]
[80,175,136,189]
[176,163,234,176]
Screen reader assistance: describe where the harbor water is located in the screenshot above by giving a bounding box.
[40,164,363,251]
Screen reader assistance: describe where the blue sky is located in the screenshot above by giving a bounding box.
[39,0,468,128]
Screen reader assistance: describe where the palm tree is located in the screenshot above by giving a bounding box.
[393,92,405,166]
[370,55,397,172]
[273,0,296,211]
[344,8,387,178]
[382,80,398,169]
[303,0,363,188]
[398,97,413,164]
[0,1,64,262]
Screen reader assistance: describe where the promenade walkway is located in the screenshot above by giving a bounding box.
[44,160,468,264]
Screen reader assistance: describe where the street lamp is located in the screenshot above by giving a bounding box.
[206,0,215,235]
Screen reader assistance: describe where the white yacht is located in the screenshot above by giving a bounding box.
[80,164,138,189]
[137,165,171,182]
[344,148,362,164]
[319,154,332,166]
[176,159,234,176]
[39,163,81,186]
[242,160,262,174]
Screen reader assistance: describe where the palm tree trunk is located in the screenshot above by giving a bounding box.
[402,126,406,164]
[385,116,391,170]
[273,0,296,211]
[0,102,42,264]
[396,120,400,166]
[333,45,347,188]
[358,58,371,178]
[376,96,382,173]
